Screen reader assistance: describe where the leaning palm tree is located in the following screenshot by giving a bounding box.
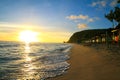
[105,10,115,28]
[118,0,120,3]
[114,7,120,23]
[105,0,120,44]
[105,10,116,44]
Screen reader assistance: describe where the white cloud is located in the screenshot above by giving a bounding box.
[88,18,94,22]
[66,14,88,20]
[91,2,97,7]
[66,14,99,29]
[66,14,99,23]
[110,0,118,7]
[91,0,118,8]
[91,1,106,7]
[77,24,88,29]
[101,1,107,7]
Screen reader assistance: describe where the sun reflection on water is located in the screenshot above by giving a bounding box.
[24,43,32,62]
[21,43,40,79]
[25,43,31,53]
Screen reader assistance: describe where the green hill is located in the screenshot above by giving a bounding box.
[68,29,108,43]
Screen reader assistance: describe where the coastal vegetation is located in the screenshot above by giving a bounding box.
[68,29,107,43]
[68,0,120,44]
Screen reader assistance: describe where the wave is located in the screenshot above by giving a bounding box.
[0,42,72,80]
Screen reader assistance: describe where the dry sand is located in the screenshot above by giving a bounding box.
[48,44,120,80]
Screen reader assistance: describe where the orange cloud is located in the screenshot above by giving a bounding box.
[77,24,88,29]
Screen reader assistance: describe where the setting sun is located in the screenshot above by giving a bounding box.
[19,30,38,43]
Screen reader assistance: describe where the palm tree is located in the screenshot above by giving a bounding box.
[105,0,120,27]
[118,0,120,3]
[105,10,115,28]
[114,7,120,23]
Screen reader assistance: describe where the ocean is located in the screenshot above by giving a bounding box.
[0,41,72,80]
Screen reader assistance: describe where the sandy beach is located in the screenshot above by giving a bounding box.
[48,44,120,80]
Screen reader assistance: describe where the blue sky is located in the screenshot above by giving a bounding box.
[0,0,119,42]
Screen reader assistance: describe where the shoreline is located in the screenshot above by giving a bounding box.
[48,44,120,80]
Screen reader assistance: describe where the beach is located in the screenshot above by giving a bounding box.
[48,44,120,80]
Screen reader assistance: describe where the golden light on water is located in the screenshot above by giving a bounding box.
[25,54,32,62]
[19,30,38,43]
[25,44,31,53]
[22,43,35,78]
[21,36,41,79]
[24,43,32,61]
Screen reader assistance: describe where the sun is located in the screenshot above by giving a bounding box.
[19,30,38,43]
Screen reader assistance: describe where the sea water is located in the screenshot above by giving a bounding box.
[0,41,72,80]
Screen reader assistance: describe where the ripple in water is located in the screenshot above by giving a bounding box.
[0,42,72,80]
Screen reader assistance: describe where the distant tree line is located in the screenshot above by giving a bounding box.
[68,29,108,43]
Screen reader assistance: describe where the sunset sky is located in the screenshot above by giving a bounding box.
[0,0,119,42]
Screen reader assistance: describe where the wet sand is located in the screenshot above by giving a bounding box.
[48,44,120,80]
